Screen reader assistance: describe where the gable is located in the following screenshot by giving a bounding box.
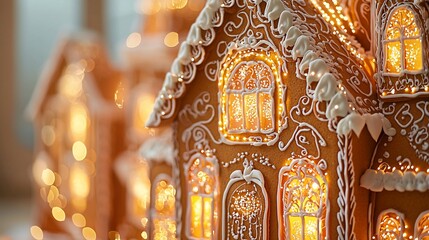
[147,0,396,141]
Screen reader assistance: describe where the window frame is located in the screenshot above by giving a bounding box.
[277,157,328,240]
[383,6,424,77]
[218,48,285,144]
[185,153,219,240]
[376,209,405,239]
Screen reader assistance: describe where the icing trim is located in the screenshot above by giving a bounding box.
[145,0,395,141]
[360,169,429,192]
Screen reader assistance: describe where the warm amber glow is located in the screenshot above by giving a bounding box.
[153,179,176,240]
[109,231,121,240]
[58,62,85,99]
[130,166,151,219]
[72,213,87,227]
[416,213,429,239]
[280,159,327,240]
[167,0,188,9]
[191,195,203,237]
[82,227,97,240]
[138,0,161,15]
[41,125,56,146]
[52,207,66,221]
[385,7,422,74]
[115,81,125,109]
[309,0,363,60]
[70,103,88,141]
[72,141,87,161]
[164,32,179,48]
[134,94,155,136]
[203,197,213,238]
[30,225,43,240]
[41,168,55,186]
[70,164,90,211]
[377,212,403,239]
[188,156,216,239]
[219,49,282,143]
[127,32,141,48]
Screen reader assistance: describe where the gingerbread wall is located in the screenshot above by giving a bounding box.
[169,2,379,239]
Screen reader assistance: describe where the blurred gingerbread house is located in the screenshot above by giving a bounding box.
[27,34,126,240]
[114,0,205,238]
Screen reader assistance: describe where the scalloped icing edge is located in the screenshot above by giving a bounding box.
[145,0,396,141]
[360,169,429,192]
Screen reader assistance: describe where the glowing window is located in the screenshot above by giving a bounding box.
[278,158,327,240]
[415,211,429,240]
[376,210,404,240]
[151,176,176,240]
[186,153,219,239]
[129,160,150,226]
[219,49,284,143]
[384,7,423,74]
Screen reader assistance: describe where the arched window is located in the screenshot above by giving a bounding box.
[277,158,328,239]
[219,49,284,143]
[376,209,405,239]
[186,153,219,239]
[151,175,176,240]
[415,211,429,240]
[222,160,268,240]
[384,7,423,74]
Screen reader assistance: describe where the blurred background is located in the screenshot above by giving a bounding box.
[0,0,140,237]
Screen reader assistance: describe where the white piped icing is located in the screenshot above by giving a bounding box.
[360,169,429,192]
[265,0,284,21]
[278,11,293,35]
[284,26,302,47]
[292,35,311,60]
[326,92,350,119]
[146,0,396,142]
[307,59,329,85]
[314,73,337,101]
[299,50,318,75]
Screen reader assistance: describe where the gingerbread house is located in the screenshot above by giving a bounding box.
[114,0,205,238]
[146,0,428,239]
[27,34,126,240]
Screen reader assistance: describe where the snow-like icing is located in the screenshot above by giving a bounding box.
[139,129,175,165]
[361,169,429,192]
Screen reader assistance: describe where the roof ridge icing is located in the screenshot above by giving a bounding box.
[146,0,396,141]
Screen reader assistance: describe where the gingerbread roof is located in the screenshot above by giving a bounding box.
[26,33,122,120]
[146,0,396,141]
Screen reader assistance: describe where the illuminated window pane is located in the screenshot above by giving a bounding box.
[385,41,402,73]
[186,154,218,239]
[259,92,273,131]
[244,93,258,131]
[152,178,176,240]
[203,197,213,238]
[384,7,423,74]
[190,195,203,237]
[228,94,243,131]
[405,39,423,71]
[219,49,281,142]
[386,26,400,40]
[377,211,404,240]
